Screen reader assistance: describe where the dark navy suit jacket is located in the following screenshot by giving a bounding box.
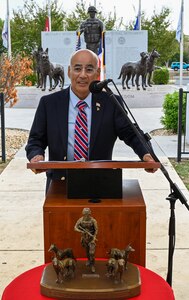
[25,87,149,180]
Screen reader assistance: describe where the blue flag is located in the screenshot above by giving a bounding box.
[134,16,139,30]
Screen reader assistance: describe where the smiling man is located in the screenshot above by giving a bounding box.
[68,49,100,99]
[25,49,156,192]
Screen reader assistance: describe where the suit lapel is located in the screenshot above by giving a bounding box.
[90,93,105,155]
[56,88,70,155]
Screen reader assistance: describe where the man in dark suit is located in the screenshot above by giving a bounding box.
[25,49,156,190]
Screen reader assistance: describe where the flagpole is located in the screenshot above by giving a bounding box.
[7,0,11,58]
[138,0,142,30]
[134,0,141,31]
[48,0,51,31]
[179,0,184,86]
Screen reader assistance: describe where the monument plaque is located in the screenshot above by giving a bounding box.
[41,30,147,85]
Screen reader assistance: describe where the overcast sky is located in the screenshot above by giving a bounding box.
[1,0,188,34]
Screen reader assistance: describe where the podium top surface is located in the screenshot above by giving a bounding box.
[27,160,160,170]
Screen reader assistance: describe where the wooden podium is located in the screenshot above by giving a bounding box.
[27,161,160,267]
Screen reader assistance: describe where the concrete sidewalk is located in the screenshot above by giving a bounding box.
[1,85,189,299]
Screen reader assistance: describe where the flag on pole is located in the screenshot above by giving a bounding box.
[176,4,182,42]
[176,11,182,43]
[2,0,11,57]
[133,0,141,30]
[47,0,51,31]
[45,17,50,31]
[98,32,106,81]
[176,0,184,86]
[102,30,106,73]
[2,17,8,48]
[75,31,81,51]
[134,15,139,30]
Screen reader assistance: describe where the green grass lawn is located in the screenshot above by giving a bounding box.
[169,159,189,190]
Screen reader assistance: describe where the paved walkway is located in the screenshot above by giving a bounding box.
[1,85,189,299]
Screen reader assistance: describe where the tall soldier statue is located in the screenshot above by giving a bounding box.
[79,6,104,55]
[74,208,98,273]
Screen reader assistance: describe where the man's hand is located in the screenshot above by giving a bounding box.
[30,155,46,174]
[143,153,158,173]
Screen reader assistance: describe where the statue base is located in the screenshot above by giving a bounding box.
[40,261,141,299]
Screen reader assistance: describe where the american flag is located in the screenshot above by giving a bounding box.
[98,31,106,81]
[45,17,50,31]
[75,32,81,51]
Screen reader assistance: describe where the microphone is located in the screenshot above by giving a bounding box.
[89,79,112,93]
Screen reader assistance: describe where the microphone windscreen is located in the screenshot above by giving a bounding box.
[89,81,101,93]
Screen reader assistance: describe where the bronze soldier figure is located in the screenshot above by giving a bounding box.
[74,208,98,273]
[79,6,104,55]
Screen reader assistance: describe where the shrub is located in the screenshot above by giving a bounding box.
[161,91,186,133]
[23,73,37,86]
[0,53,33,107]
[152,67,169,84]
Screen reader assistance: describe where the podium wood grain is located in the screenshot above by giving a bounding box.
[27,160,160,170]
[43,179,146,266]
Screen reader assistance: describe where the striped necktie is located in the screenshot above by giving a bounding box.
[74,100,88,161]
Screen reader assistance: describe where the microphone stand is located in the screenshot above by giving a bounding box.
[103,79,189,287]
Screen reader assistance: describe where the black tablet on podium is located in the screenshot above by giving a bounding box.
[67,169,122,199]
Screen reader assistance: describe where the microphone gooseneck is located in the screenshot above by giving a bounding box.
[89,79,112,93]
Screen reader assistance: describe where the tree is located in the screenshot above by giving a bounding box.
[11,0,66,55]
[5,0,116,56]
[142,7,178,66]
[169,35,189,65]
[65,1,88,31]
[0,53,33,106]
[65,1,116,31]
[0,1,182,69]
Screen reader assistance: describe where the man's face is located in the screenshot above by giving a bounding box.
[68,50,100,100]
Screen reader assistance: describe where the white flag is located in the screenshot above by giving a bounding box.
[176,1,183,43]
[2,17,8,48]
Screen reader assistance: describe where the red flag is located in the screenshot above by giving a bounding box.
[45,17,50,31]
[75,32,81,51]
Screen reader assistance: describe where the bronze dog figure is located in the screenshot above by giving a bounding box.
[118,51,149,90]
[145,49,160,87]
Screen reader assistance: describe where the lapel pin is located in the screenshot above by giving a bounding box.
[96,102,101,111]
